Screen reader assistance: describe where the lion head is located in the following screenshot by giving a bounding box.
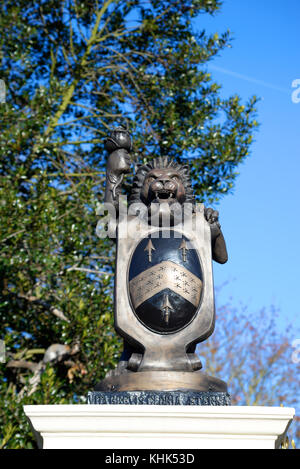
[129,157,194,208]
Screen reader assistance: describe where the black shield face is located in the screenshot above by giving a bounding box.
[128,231,203,334]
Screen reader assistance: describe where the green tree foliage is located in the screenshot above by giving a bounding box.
[0,0,261,448]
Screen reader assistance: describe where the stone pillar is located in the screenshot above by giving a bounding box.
[24,404,294,449]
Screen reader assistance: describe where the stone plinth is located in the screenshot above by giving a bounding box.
[87,390,231,406]
[23,404,294,449]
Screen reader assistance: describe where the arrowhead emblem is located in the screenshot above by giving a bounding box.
[179,239,189,262]
[144,239,156,262]
[161,294,174,325]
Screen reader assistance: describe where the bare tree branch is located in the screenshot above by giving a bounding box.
[17,293,70,323]
[6,360,39,373]
[66,266,113,276]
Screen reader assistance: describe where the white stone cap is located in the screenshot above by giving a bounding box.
[24,404,295,449]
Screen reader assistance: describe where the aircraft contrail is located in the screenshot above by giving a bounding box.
[208,64,290,94]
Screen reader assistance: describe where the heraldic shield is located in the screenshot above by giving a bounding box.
[129,230,203,334]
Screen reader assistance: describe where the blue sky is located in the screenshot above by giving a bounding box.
[193,0,300,332]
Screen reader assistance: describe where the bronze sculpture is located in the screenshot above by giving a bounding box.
[92,126,230,403]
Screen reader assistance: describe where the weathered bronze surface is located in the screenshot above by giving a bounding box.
[95,127,229,395]
[94,370,227,393]
[88,390,231,406]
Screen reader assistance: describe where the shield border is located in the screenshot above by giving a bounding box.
[114,205,215,372]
